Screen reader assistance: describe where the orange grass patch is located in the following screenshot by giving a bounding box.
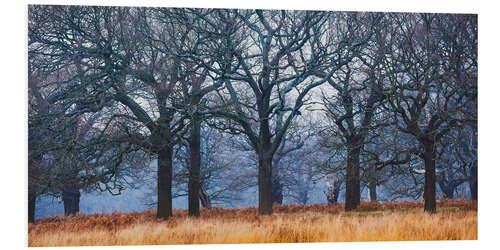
[28,200,477,246]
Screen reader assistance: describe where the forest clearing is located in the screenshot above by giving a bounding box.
[28,200,477,246]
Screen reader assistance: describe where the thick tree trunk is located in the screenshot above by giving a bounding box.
[28,194,36,224]
[188,115,201,217]
[345,146,361,211]
[258,153,273,215]
[423,143,437,213]
[157,147,173,219]
[62,188,80,216]
[469,162,478,200]
[368,182,377,202]
[368,166,377,202]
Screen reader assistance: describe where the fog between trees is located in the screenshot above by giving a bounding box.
[28,6,477,222]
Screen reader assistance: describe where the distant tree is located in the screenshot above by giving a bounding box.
[323,174,343,204]
[382,13,477,212]
[28,6,191,219]
[434,126,477,199]
[270,120,309,205]
[199,9,376,215]
[138,8,227,217]
[28,58,148,220]
[28,6,478,219]
[315,12,388,210]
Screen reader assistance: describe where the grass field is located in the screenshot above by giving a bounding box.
[28,200,477,246]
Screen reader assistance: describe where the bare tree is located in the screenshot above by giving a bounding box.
[383,13,477,212]
[28,6,477,219]
[199,9,369,215]
[28,57,147,220]
[317,12,388,210]
[29,6,192,219]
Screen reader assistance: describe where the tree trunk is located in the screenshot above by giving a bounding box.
[333,182,341,203]
[326,179,342,204]
[271,164,283,205]
[271,177,283,205]
[157,147,173,220]
[345,146,361,211]
[258,153,273,215]
[325,188,335,205]
[437,176,457,199]
[445,187,454,199]
[62,188,80,216]
[199,183,211,208]
[423,143,437,213]
[188,115,201,217]
[469,162,478,200]
[368,165,377,202]
[298,188,308,204]
[368,182,377,202]
[438,181,455,199]
[326,192,335,205]
[28,194,36,224]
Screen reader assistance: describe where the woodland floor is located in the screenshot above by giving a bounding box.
[28,199,477,246]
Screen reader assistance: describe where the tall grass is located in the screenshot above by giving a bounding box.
[28,200,477,246]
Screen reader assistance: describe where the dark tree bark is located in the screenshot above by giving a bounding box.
[384,13,476,213]
[157,147,173,220]
[368,182,377,202]
[258,152,273,215]
[423,143,437,213]
[333,184,341,204]
[270,136,303,205]
[469,162,478,200]
[207,10,331,215]
[271,159,283,205]
[115,91,180,221]
[180,61,216,217]
[199,183,211,208]
[367,165,378,201]
[438,181,455,199]
[271,176,283,205]
[62,188,81,216]
[188,114,201,217]
[296,169,311,205]
[437,174,466,199]
[325,76,382,211]
[345,145,361,211]
[28,194,36,224]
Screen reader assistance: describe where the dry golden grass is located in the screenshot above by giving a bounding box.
[28,200,477,246]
